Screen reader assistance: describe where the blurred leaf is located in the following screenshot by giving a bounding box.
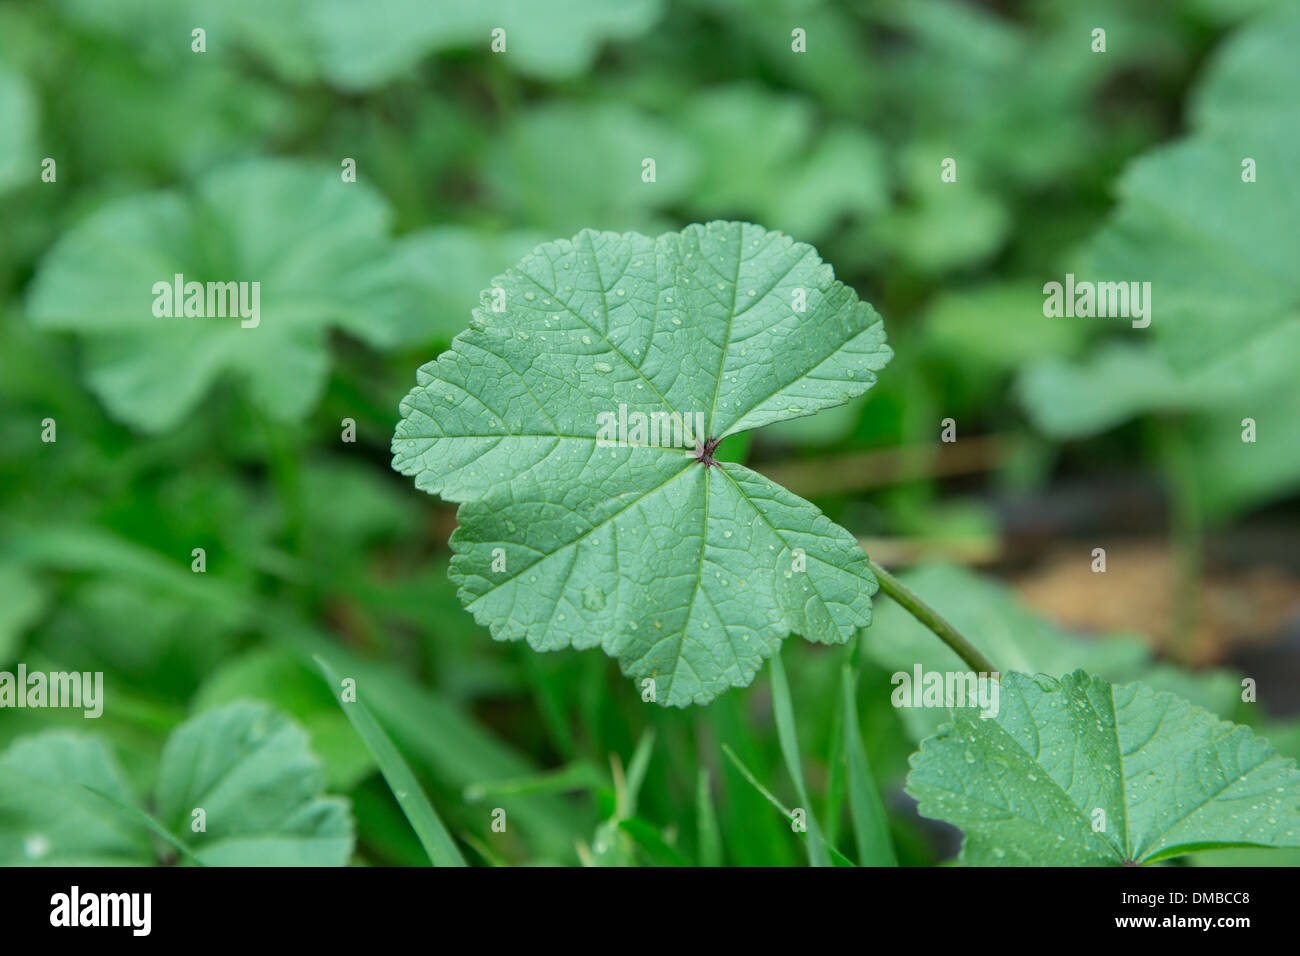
[310,0,665,88]
[923,282,1088,374]
[1019,7,1300,503]
[865,564,1240,739]
[155,702,354,866]
[876,143,1010,274]
[0,733,152,865]
[395,226,546,342]
[193,648,376,791]
[0,66,37,195]
[0,560,45,666]
[26,158,422,431]
[486,101,695,236]
[682,84,887,239]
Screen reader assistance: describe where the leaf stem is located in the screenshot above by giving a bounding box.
[866,558,997,674]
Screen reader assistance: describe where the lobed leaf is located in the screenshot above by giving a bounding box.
[26,158,420,431]
[907,670,1300,865]
[393,221,892,706]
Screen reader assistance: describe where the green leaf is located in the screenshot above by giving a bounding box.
[682,84,887,239]
[193,648,376,791]
[0,559,45,666]
[315,656,466,867]
[0,66,37,195]
[26,158,420,431]
[0,734,153,865]
[395,226,547,343]
[486,102,696,236]
[1020,5,1300,454]
[907,670,1300,865]
[393,221,892,706]
[309,0,665,88]
[874,142,1010,274]
[154,702,354,866]
[865,564,1244,740]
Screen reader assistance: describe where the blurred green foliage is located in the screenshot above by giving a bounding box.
[2,0,1298,866]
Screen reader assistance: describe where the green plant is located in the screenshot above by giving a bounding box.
[392,221,1300,865]
[0,702,353,865]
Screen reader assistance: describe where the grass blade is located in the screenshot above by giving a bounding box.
[463,761,606,803]
[315,655,467,867]
[622,728,656,815]
[81,785,204,866]
[618,817,694,867]
[696,768,723,867]
[768,652,831,867]
[720,744,855,867]
[841,663,898,866]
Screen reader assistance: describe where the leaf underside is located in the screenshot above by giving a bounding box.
[393,221,892,706]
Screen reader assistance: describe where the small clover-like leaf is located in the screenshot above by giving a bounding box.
[394,221,892,707]
[0,702,353,866]
[0,734,153,865]
[155,702,354,866]
[907,670,1300,866]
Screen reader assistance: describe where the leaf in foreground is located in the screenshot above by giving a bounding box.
[907,670,1300,865]
[393,221,892,706]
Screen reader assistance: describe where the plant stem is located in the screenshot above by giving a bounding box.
[1155,418,1203,665]
[866,558,997,674]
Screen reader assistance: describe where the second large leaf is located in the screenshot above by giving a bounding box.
[393,221,892,706]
